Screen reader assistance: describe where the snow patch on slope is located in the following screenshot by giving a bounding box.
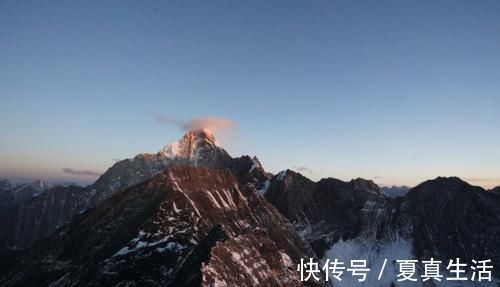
[276,170,287,181]
[324,237,418,287]
[258,180,271,196]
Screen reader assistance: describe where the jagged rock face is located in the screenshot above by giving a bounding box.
[160,129,231,165]
[267,173,500,285]
[265,170,388,257]
[266,171,418,286]
[229,155,272,194]
[265,170,316,223]
[89,129,233,205]
[0,130,270,250]
[405,177,500,274]
[0,167,324,287]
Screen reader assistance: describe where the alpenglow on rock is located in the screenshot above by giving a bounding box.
[90,128,233,204]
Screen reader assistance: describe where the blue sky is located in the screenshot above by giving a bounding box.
[1,0,499,187]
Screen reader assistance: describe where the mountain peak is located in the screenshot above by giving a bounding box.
[183,128,216,143]
[406,176,485,200]
[349,177,381,193]
[160,129,220,159]
[420,176,471,188]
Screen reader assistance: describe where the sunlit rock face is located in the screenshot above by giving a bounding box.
[266,172,500,286]
[90,128,233,205]
[0,166,324,287]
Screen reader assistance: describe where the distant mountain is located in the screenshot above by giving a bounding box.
[0,184,90,249]
[0,166,324,287]
[0,179,13,192]
[266,172,500,286]
[380,185,410,197]
[0,179,52,200]
[0,129,271,250]
[0,180,58,248]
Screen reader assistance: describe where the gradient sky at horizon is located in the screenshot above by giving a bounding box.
[1,0,499,188]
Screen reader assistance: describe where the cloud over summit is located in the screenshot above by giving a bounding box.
[155,115,236,132]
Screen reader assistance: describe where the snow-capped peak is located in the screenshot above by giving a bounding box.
[249,156,263,172]
[160,129,221,159]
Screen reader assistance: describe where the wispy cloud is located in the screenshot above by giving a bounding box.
[154,114,236,132]
[62,168,101,177]
[182,117,236,132]
[293,165,314,174]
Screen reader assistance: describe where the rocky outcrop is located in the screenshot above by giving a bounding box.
[265,170,388,257]
[405,177,500,274]
[266,173,500,286]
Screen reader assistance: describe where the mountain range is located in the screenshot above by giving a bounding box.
[1,129,499,286]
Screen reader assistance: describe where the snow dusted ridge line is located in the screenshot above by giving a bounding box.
[112,231,186,257]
